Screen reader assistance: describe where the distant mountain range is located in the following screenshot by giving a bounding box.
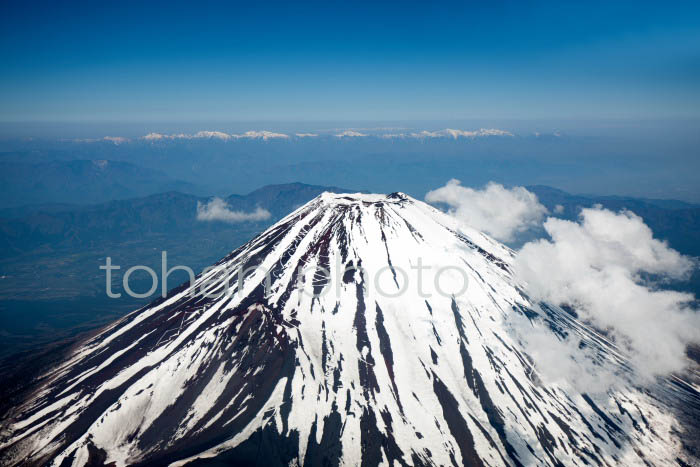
[0,183,357,257]
[525,185,700,257]
[0,158,203,208]
[0,183,359,359]
[2,182,696,259]
[5,131,699,202]
[0,182,698,360]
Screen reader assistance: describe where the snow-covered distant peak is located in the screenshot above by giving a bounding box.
[315,191,408,205]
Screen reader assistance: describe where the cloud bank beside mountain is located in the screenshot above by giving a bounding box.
[514,206,699,382]
[425,179,547,242]
[427,180,700,388]
[196,198,271,223]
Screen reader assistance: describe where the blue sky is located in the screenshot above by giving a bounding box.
[1,0,699,122]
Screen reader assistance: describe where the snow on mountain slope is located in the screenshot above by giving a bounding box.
[0,192,696,466]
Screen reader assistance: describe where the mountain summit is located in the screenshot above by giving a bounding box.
[0,193,694,466]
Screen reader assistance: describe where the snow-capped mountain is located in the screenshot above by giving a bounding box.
[1,192,697,466]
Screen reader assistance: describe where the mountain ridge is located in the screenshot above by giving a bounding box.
[1,192,697,466]
[0,159,205,209]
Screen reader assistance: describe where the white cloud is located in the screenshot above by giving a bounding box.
[295,133,318,138]
[334,130,367,138]
[428,180,699,387]
[196,198,271,223]
[554,204,565,214]
[514,206,699,381]
[425,179,547,242]
[507,314,620,392]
